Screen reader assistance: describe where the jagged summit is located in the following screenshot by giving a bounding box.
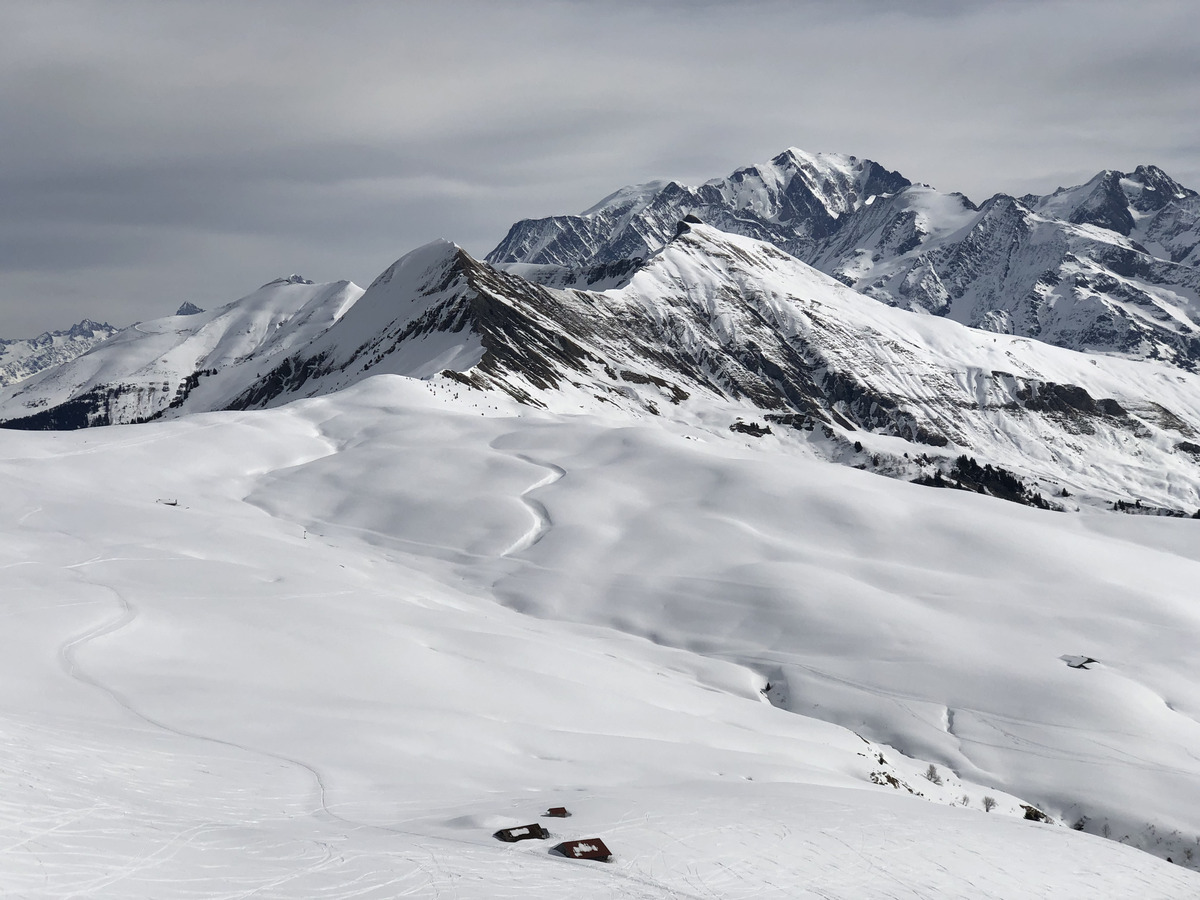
[175,301,205,316]
[493,148,1200,369]
[261,274,315,287]
[0,318,118,388]
[1027,165,1197,233]
[65,318,114,336]
[487,148,909,270]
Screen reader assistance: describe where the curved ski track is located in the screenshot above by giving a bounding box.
[500,453,565,559]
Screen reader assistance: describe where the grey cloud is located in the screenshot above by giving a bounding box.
[0,0,1198,334]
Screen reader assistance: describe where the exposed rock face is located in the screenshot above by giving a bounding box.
[490,150,1200,369]
[489,149,911,270]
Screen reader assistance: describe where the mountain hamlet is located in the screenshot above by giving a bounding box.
[4,149,1200,897]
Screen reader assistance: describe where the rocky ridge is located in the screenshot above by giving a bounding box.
[210,227,1200,514]
[490,149,1200,368]
[4,156,1200,516]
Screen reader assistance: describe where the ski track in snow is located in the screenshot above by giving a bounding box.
[44,551,516,893]
[498,452,565,558]
[5,385,1200,897]
[42,555,708,898]
[47,574,439,895]
[56,562,441,845]
[56,564,337,824]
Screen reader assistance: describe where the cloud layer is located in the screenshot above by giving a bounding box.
[2,0,1197,334]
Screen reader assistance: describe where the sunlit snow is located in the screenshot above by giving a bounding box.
[3,374,1199,897]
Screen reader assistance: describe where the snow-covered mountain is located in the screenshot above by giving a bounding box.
[7,155,1200,894]
[7,222,1200,517]
[215,224,1200,516]
[0,276,362,428]
[1025,164,1200,265]
[489,149,912,268]
[0,317,117,386]
[490,149,1200,368]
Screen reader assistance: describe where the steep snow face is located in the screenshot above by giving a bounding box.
[0,318,117,387]
[621,226,1200,512]
[228,225,1200,515]
[3,377,1200,894]
[0,278,363,429]
[491,150,1200,368]
[223,241,488,409]
[810,184,980,294]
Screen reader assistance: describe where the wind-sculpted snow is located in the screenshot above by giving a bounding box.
[3,378,1198,895]
[492,148,1200,369]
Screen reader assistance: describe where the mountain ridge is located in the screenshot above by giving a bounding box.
[5,151,1200,519]
[0,278,362,429]
[491,149,1200,369]
[127,223,1200,516]
[0,318,118,387]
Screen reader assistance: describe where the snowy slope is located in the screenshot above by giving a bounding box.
[0,276,362,428]
[231,225,1200,516]
[3,376,1199,896]
[0,318,117,387]
[491,149,1200,367]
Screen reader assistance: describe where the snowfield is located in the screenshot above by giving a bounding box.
[3,375,1199,897]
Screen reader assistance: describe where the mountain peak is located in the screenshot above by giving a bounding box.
[63,318,114,338]
[366,239,464,292]
[769,147,911,198]
[261,274,316,288]
[1125,164,1196,209]
[175,301,205,316]
[1027,164,1196,232]
[488,147,912,270]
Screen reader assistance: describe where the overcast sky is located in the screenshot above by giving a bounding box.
[2,0,1198,335]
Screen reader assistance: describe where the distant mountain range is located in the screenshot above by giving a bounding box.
[8,149,1200,880]
[491,149,1200,368]
[3,149,1200,516]
[0,278,360,429]
[0,319,117,387]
